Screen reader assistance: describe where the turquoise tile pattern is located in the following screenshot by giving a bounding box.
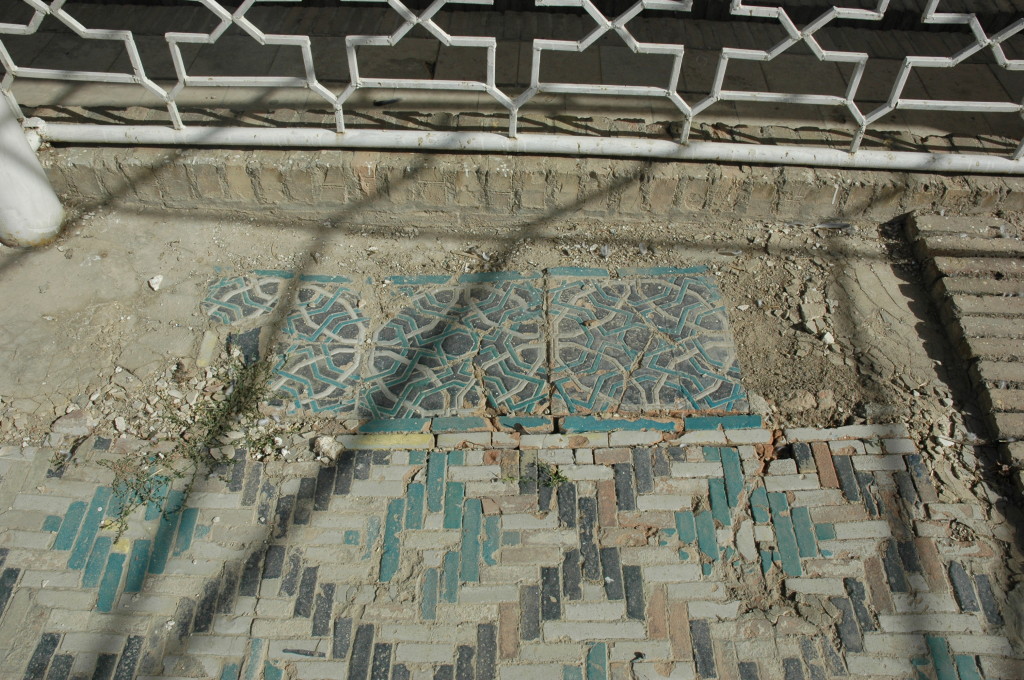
[202,268,748,417]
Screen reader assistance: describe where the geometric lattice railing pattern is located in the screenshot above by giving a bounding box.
[1,0,1023,159]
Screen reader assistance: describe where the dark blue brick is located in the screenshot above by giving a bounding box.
[791,443,815,474]
[294,566,319,618]
[832,456,860,502]
[519,455,537,496]
[737,661,760,680]
[216,562,241,614]
[332,617,353,659]
[520,585,540,641]
[370,643,392,680]
[881,540,909,593]
[335,454,355,495]
[314,466,337,512]
[354,451,372,480]
[561,549,582,601]
[279,549,303,597]
[541,567,561,620]
[241,465,262,506]
[1,567,21,617]
[92,653,117,680]
[974,574,1004,625]
[829,597,863,653]
[651,448,670,477]
[599,548,624,600]
[782,658,805,680]
[893,471,918,506]
[622,565,645,620]
[348,624,375,680]
[689,619,717,679]
[273,495,296,539]
[433,666,454,680]
[24,633,60,680]
[392,665,411,680]
[262,545,286,580]
[238,551,263,597]
[44,654,72,680]
[112,635,143,680]
[477,623,497,680]
[948,562,979,612]
[556,483,577,529]
[843,578,876,632]
[191,579,220,632]
[896,539,923,575]
[578,497,600,581]
[455,646,474,680]
[613,463,636,511]
[855,471,879,517]
[293,478,316,525]
[313,583,336,636]
[632,449,655,494]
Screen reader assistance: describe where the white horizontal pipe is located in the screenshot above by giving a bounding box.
[33,121,1024,175]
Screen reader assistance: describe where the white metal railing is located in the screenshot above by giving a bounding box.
[1,0,1024,171]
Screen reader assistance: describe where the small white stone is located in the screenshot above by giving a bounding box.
[148,275,164,291]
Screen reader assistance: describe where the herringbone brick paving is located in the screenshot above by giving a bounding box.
[1,419,1020,680]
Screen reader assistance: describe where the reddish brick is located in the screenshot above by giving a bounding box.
[483,450,501,465]
[667,602,693,660]
[914,537,947,593]
[597,480,619,527]
[648,585,668,640]
[498,602,519,659]
[594,448,631,465]
[811,442,840,489]
[863,556,895,615]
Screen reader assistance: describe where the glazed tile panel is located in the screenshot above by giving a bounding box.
[202,267,747,416]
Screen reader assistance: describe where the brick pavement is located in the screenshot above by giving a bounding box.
[1,416,1021,680]
[905,213,1024,478]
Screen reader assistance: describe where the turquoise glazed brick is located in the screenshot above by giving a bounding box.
[362,516,381,561]
[925,636,958,680]
[560,416,676,433]
[448,450,465,467]
[563,666,584,680]
[811,522,835,540]
[96,552,126,613]
[954,655,983,680]
[144,478,170,521]
[548,267,609,277]
[385,274,450,285]
[695,511,718,563]
[767,492,802,577]
[42,515,61,533]
[721,448,744,508]
[702,446,721,462]
[749,487,770,524]
[420,568,439,620]
[482,516,500,566]
[148,491,183,575]
[68,487,112,570]
[426,452,448,513]
[405,483,425,531]
[343,530,361,546]
[790,506,818,559]
[687,415,762,431]
[124,540,151,593]
[498,416,552,432]
[617,266,708,276]
[379,499,405,583]
[358,418,428,433]
[585,642,608,680]
[441,552,459,603]
[459,271,540,283]
[443,483,465,530]
[431,417,490,432]
[675,511,696,544]
[459,499,483,583]
[708,479,731,527]
[408,451,427,465]
[82,536,113,588]
[172,507,200,556]
[220,663,241,680]
[263,661,283,680]
[53,501,87,551]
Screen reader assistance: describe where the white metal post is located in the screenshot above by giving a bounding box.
[0,99,64,247]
